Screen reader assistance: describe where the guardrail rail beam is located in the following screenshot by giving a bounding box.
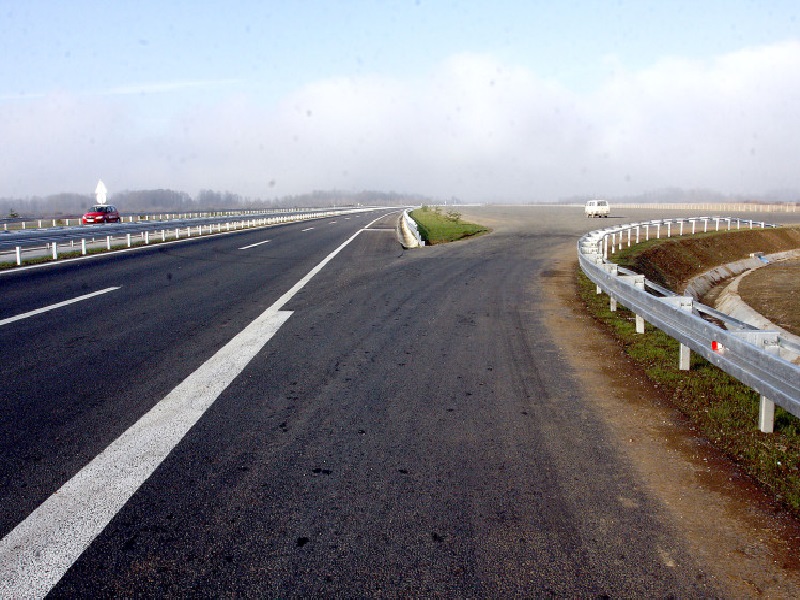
[578,217,798,432]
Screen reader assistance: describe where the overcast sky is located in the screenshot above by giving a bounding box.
[2,1,799,202]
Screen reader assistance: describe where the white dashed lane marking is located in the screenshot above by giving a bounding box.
[239,240,271,250]
[0,287,120,327]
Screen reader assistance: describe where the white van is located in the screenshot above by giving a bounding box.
[585,199,610,218]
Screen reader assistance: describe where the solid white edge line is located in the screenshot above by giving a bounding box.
[0,214,388,597]
[0,287,121,327]
[0,309,293,598]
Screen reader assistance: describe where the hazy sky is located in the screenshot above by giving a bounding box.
[2,1,799,202]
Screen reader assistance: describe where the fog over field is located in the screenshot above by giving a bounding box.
[1,3,799,203]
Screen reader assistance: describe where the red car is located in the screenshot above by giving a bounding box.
[82,205,121,224]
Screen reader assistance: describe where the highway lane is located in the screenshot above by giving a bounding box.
[0,212,386,544]
[0,208,341,252]
[4,205,797,595]
[0,206,719,596]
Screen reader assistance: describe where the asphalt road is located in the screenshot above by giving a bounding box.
[1,206,797,596]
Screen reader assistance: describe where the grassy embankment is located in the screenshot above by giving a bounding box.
[577,227,800,515]
[410,206,489,244]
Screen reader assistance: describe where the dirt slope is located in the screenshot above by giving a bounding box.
[629,227,800,291]
[738,260,800,336]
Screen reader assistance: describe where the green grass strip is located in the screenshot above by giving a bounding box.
[409,206,488,244]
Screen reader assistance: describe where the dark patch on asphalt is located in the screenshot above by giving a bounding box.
[540,270,571,278]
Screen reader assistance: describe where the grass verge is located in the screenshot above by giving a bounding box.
[410,206,488,244]
[577,267,800,516]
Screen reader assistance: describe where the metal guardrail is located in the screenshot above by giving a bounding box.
[398,209,424,248]
[578,217,800,433]
[0,207,330,231]
[0,208,376,266]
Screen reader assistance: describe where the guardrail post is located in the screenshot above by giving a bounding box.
[662,296,694,370]
[127,234,132,248]
[759,397,775,433]
[52,243,58,260]
[730,331,782,432]
[621,275,646,333]
[16,246,21,266]
[106,235,111,250]
[81,238,87,255]
[602,264,619,311]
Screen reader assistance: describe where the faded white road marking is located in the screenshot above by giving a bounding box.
[239,239,271,250]
[0,215,387,598]
[301,227,314,232]
[0,287,120,327]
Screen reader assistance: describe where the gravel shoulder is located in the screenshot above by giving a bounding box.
[459,206,800,597]
[543,242,800,598]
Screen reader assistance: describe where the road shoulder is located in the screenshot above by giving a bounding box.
[541,240,800,598]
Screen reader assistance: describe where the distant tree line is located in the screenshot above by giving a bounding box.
[0,188,431,218]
